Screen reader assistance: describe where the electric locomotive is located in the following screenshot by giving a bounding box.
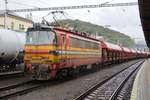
[24,23,101,80]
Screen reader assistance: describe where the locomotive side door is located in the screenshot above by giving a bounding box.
[61,34,67,65]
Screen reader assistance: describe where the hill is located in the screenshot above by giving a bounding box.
[57,19,134,47]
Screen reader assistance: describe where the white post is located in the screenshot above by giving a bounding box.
[4,0,8,29]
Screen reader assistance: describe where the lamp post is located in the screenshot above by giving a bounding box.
[4,0,8,29]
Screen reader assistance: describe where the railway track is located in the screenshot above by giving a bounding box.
[0,60,144,100]
[0,75,71,99]
[0,80,41,100]
[0,77,74,100]
[114,66,138,100]
[74,60,144,100]
[0,70,24,79]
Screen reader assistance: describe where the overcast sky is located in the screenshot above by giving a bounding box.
[0,0,145,43]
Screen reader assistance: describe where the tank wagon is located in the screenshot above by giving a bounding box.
[0,29,25,70]
[24,24,150,80]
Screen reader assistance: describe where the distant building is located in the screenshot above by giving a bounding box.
[0,12,33,32]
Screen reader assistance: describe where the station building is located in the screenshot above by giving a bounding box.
[0,12,33,32]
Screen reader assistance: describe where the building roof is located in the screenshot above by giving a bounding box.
[0,11,33,23]
[138,0,150,48]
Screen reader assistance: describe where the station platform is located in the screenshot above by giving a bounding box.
[130,59,150,100]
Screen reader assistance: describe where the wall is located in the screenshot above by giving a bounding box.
[0,16,33,32]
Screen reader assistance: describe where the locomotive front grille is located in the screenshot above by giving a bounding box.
[32,63,50,80]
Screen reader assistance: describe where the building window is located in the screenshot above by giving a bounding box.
[0,24,4,28]
[11,22,14,30]
[19,24,21,31]
[19,24,25,31]
[22,25,24,31]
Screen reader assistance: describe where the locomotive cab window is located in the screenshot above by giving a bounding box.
[26,30,57,45]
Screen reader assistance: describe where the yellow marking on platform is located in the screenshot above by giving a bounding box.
[147,59,150,86]
[130,61,146,100]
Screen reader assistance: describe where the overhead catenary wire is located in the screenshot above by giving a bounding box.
[2,2,138,12]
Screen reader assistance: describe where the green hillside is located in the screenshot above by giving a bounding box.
[56,19,134,47]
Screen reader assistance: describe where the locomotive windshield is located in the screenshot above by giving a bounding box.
[26,30,57,45]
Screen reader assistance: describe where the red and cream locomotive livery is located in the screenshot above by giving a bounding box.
[24,24,101,80]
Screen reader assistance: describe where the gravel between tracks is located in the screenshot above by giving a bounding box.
[11,60,142,100]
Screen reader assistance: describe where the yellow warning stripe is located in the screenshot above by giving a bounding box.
[130,61,146,100]
[147,59,150,85]
[25,45,100,52]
